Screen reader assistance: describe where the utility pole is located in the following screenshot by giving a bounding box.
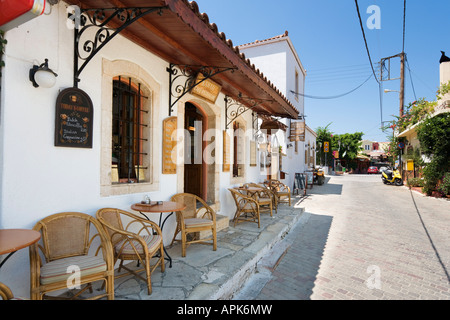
[399,52,405,117]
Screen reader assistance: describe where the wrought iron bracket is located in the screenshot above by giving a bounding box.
[167,64,236,116]
[224,94,273,130]
[252,111,261,139]
[72,6,168,87]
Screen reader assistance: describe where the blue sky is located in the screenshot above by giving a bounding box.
[194,0,450,142]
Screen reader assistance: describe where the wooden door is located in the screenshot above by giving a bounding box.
[184,104,204,199]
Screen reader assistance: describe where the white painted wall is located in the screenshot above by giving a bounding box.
[239,34,313,195]
[0,2,283,297]
[440,61,450,101]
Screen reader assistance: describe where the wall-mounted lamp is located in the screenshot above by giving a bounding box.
[29,59,58,88]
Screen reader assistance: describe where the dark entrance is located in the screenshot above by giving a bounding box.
[184,102,205,199]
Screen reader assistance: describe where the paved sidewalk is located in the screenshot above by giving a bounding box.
[236,174,450,300]
[108,198,306,300]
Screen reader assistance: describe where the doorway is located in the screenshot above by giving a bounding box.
[184,102,206,199]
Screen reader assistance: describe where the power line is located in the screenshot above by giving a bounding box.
[307,73,373,84]
[405,55,417,101]
[355,0,380,84]
[402,0,407,52]
[291,73,373,99]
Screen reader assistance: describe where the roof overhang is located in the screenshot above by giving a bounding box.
[65,0,299,119]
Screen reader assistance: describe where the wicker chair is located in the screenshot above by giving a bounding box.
[245,183,276,216]
[170,193,217,257]
[265,179,292,206]
[29,212,114,300]
[0,283,14,300]
[96,208,165,295]
[228,188,261,228]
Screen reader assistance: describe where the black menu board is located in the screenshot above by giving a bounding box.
[55,88,93,148]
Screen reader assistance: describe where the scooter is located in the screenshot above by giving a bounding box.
[381,167,403,186]
[313,167,325,185]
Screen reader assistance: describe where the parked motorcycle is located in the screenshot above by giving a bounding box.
[381,167,403,186]
[313,167,325,185]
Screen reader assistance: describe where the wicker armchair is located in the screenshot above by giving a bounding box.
[96,208,165,295]
[264,179,292,206]
[245,183,276,216]
[0,283,14,300]
[228,188,261,228]
[29,212,114,300]
[170,193,217,257]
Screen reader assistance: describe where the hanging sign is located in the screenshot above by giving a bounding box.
[55,87,93,148]
[162,116,177,174]
[191,73,222,104]
[289,121,305,141]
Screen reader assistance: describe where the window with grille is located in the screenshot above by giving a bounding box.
[112,77,149,184]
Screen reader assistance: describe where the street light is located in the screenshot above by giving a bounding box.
[384,89,399,93]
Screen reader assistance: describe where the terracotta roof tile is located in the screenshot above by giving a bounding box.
[238,30,290,48]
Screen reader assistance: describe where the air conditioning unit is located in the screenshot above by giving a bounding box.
[0,0,46,32]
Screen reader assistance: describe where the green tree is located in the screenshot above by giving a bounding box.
[416,112,450,195]
[332,132,364,169]
[315,123,333,166]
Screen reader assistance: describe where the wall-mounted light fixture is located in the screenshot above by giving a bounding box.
[29,58,58,88]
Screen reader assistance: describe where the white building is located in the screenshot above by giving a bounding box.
[238,31,315,190]
[0,1,305,298]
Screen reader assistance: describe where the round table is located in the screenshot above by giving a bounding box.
[0,229,41,298]
[0,229,41,269]
[131,201,186,267]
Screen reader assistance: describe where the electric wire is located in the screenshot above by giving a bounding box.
[307,73,373,84]
[405,55,417,101]
[291,73,373,99]
[355,0,380,84]
[402,0,407,53]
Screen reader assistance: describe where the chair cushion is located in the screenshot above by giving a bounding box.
[40,255,107,285]
[258,197,272,204]
[241,203,257,211]
[115,235,162,255]
[184,218,213,228]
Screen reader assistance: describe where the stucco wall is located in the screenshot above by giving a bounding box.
[0,2,265,297]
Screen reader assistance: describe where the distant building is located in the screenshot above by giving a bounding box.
[239,31,316,189]
[360,140,389,162]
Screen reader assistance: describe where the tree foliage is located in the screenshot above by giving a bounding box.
[332,132,364,163]
[315,123,363,167]
[416,112,450,194]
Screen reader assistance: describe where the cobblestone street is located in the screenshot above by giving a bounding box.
[242,174,450,300]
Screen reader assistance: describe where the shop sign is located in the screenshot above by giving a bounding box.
[289,121,305,141]
[55,87,93,148]
[191,73,222,103]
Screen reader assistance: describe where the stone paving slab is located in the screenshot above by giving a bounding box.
[108,198,306,300]
[240,174,450,300]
